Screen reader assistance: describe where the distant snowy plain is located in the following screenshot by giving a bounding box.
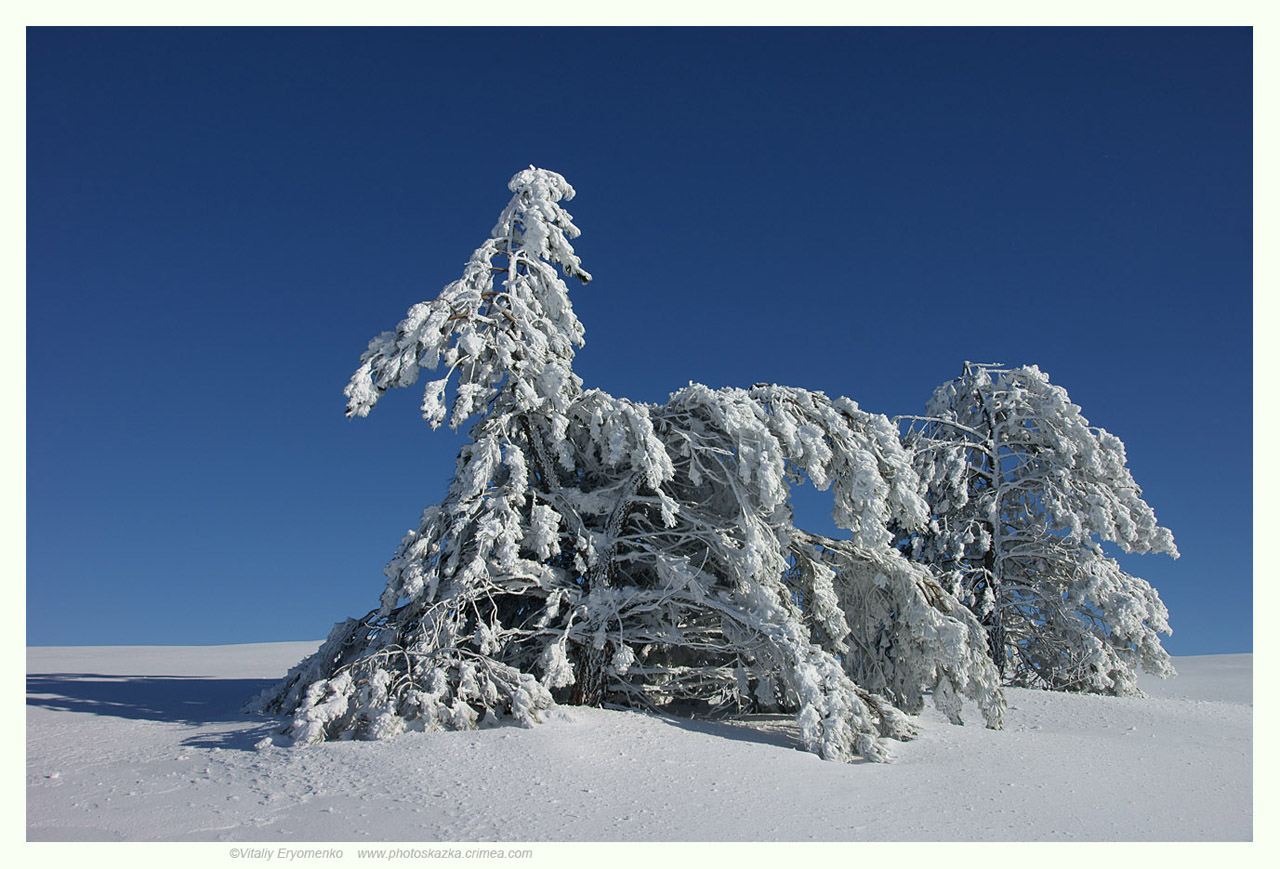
[26,642,1251,841]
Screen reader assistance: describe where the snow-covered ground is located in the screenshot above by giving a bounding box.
[26,642,1251,842]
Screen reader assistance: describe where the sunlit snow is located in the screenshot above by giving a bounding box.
[27,643,1250,841]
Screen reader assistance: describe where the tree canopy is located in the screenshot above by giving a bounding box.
[898,362,1178,695]
[255,169,1175,763]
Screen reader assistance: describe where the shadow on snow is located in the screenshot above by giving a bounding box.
[27,673,868,757]
[26,673,284,751]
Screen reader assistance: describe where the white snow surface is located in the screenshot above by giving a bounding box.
[26,642,1251,842]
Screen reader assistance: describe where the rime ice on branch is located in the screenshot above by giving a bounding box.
[253,168,1003,762]
[898,362,1178,696]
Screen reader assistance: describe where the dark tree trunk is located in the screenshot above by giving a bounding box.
[981,543,1005,676]
[567,642,611,707]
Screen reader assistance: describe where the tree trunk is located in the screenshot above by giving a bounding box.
[982,543,1005,676]
[973,374,1006,680]
[567,642,610,707]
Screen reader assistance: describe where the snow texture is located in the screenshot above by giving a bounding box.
[26,643,1251,841]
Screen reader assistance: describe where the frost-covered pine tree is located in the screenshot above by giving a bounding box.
[254,167,599,742]
[254,169,1004,762]
[590,382,1005,759]
[898,362,1178,695]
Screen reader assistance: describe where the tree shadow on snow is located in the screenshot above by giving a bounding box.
[651,712,824,755]
[179,721,283,752]
[26,674,285,751]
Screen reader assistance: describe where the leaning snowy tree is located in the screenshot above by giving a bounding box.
[253,168,1003,763]
[898,362,1179,696]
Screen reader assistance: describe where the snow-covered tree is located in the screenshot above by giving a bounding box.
[255,166,598,744]
[898,362,1178,696]
[253,169,1003,763]
[588,382,1005,760]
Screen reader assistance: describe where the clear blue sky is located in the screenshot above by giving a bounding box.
[27,26,1252,654]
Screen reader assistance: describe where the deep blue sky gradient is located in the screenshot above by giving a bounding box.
[27,27,1252,653]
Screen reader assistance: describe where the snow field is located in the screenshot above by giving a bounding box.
[26,643,1251,842]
